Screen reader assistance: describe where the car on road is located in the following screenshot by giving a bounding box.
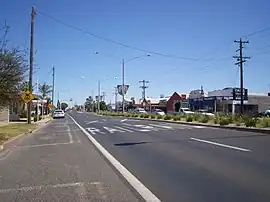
[53,110,65,119]
[179,108,194,115]
[198,109,215,116]
[134,108,148,114]
[151,109,165,115]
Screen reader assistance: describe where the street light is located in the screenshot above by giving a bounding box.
[121,55,150,113]
[94,52,150,113]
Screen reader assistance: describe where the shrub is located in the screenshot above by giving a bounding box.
[233,115,242,123]
[157,115,162,119]
[219,117,230,126]
[214,115,220,124]
[258,118,270,128]
[173,115,181,121]
[193,113,201,121]
[242,116,258,127]
[150,114,156,119]
[133,113,139,117]
[164,114,172,120]
[140,114,145,118]
[186,115,193,122]
[144,114,150,118]
[199,115,210,123]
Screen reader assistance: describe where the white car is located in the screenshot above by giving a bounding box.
[179,108,194,115]
[134,108,148,114]
[152,109,165,115]
[53,110,65,119]
[198,109,215,116]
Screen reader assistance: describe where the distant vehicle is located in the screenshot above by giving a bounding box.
[198,109,215,116]
[152,109,165,115]
[265,110,270,117]
[53,110,65,119]
[134,108,148,114]
[179,108,194,115]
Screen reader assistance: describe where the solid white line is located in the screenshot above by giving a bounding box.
[190,137,251,152]
[16,142,71,148]
[67,114,161,202]
[0,182,100,194]
[114,126,134,132]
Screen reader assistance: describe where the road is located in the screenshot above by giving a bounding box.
[69,112,270,202]
[0,116,140,202]
[1,112,270,202]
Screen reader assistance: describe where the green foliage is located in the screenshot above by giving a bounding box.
[186,115,193,122]
[60,102,68,111]
[144,114,150,118]
[199,115,210,123]
[150,114,156,119]
[193,113,201,121]
[173,115,181,121]
[219,117,230,126]
[164,114,172,120]
[38,83,52,99]
[156,115,162,119]
[140,114,145,118]
[258,118,270,128]
[242,115,258,127]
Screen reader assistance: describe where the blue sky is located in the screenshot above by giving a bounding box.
[2,0,270,105]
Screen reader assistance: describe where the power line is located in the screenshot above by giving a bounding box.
[36,10,214,61]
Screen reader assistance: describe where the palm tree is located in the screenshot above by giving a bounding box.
[38,83,52,114]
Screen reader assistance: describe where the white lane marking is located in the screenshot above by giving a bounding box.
[101,119,107,122]
[85,120,98,124]
[67,125,74,143]
[190,137,251,152]
[86,127,105,135]
[114,126,134,132]
[148,124,173,130]
[103,126,124,134]
[15,142,71,148]
[0,182,100,194]
[67,114,161,202]
[192,126,206,129]
[122,123,151,132]
[120,119,128,122]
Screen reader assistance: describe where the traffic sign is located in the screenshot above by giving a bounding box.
[20,90,35,103]
[48,103,53,109]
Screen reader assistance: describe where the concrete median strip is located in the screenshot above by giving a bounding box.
[67,114,161,202]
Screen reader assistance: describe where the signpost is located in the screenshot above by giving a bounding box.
[20,90,35,104]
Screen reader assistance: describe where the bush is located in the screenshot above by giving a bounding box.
[173,115,181,121]
[156,115,162,119]
[150,114,156,119]
[186,115,193,122]
[193,113,201,121]
[140,114,145,118]
[144,114,150,118]
[258,118,270,128]
[164,114,172,120]
[219,117,230,126]
[133,113,139,117]
[199,115,210,123]
[214,116,220,124]
[242,115,258,127]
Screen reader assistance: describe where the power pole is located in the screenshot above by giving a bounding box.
[233,38,250,114]
[114,87,118,111]
[97,80,100,112]
[27,7,36,124]
[52,66,55,110]
[91,90,94,112]
[139,80,149,99]
[102,92,106,102]
[122,59,125,113]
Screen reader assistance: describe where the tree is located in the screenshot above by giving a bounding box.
[84,96,94,112]
[0,25,28,109]
[38,83,52,99]
[60,102,68,111]
[100,101,108,111]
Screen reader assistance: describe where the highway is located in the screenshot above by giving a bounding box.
[1,111,270,202]
[70,112,270,202]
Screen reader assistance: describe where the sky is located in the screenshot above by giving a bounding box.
[1,0,270,105]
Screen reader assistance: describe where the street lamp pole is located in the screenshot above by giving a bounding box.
[98,80,101,112]
[122,59,125,113]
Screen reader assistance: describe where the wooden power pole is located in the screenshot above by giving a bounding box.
[27,7,36,124]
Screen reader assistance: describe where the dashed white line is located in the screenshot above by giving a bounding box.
[190,137,251,152]
[120,119,127,122]
[114,126,134,132]
[67,114,161,202]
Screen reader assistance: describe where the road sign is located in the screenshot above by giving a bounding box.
[48,103,53,108]
[117,85,129,96]
[20,90,35,103]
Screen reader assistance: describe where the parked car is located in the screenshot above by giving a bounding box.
[152,109,165,115]
[198,109,215,116]
[134,108,148,114]
[179,108,194,115]
[53,110,65,119]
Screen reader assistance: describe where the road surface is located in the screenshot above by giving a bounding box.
[69,112,270,202]
[0,116,141,202]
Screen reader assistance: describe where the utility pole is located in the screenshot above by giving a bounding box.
[114,87,118,112]
[52,66,55,110]
[27,7,36,124]
[139,80,149,99]
[91,90,94,112]
[102,92,106,102]
[122,59,125,113]
[233,38,250,114]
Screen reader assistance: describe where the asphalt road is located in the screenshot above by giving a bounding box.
[0,116,141,202]
[69,112,270,202]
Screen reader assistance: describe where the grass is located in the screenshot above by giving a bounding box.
[0,123,37,145]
